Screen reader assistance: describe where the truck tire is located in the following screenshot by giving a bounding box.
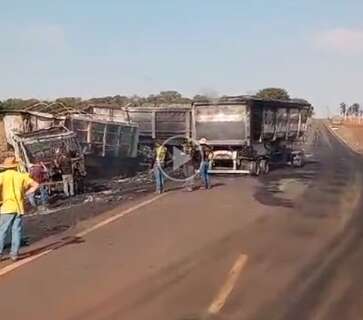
[292,154,303,168]
[259,159,270,175]
[250,161,261,176]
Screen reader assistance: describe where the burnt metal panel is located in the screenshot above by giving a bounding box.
[127,106,191,143]
[193,104,248,144]
[192,97,312,145]
[69,115,139,159]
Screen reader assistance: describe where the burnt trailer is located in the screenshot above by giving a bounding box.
[11,126,85,174]
[91,104,191,145]
[127,105,191,145]
[2,110,66,147]
[192,96,312,175]
[68,114,139,175]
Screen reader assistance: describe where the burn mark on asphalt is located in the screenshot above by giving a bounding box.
[253,163,318,209]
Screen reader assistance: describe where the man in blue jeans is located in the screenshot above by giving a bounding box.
[151,142,168,194]
[199,138,213,189]
[28,161,49,210]
[0,157,39,262]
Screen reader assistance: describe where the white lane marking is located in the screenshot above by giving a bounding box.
[0,193,167,277]
[76,193,166,237]
[208,254,248,315]
[0,249,52,277]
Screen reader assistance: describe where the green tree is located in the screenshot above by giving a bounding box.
[340,102,347,116]
[0,98,41,110]
[159,91,182,102]
[350,103,360,116]
[193,94,209,101]
[255,88,290,100]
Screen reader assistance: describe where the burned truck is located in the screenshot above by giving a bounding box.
[68,114,139,175]
[11,126,85,177]
[192,96,312,174]
[1,100,140,176]
[91,104,191,145]
[127,104,191,145]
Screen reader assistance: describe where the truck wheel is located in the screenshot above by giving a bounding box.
[292,155,303,168]
[250,161,260,176]
[260,159,270,175]
[265,161,270,174]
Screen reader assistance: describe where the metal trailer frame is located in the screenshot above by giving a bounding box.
[69,114,139,159]
[126,105,192,145]
[192,96,312,175]
[11,126,85,173]
[90,104,192,145]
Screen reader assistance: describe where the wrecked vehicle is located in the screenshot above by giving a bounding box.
[91,104,191,145]
[11,126,85,182]
[2,110,66,147]
[127,104,191,145]
[1,102,140,176]
[68,114,139,175]
[192,96,312,175]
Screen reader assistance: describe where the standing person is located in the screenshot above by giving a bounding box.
[199,138,213,190]
[73,162,86,194]
[0,157,39,261]
[183,141,198,192]
[57,152,74,197]
[151,142,168,194]
[28,161,49,208]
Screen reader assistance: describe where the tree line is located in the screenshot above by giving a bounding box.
[0,87,296,111]
[339,102,362,117]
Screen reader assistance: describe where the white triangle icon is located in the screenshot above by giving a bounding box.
[172,146,192,171]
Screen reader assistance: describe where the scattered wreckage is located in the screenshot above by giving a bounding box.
[1,102,140,176]
[11,126,85,187]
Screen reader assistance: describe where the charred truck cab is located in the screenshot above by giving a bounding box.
[11,126,85,175]
[192,96,312,175]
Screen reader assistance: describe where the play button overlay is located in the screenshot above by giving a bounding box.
[158,135,203,182]
[172,146,192,171]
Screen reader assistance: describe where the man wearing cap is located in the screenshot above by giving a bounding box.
[199,138,213,189]
[0,157,39,261]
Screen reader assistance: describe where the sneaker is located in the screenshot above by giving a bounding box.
[0,255,4,262]
[10,256,18,262]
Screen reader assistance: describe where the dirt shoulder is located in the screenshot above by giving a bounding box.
[328,121,363,154]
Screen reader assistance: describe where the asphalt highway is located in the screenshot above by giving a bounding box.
[0,121,362,320]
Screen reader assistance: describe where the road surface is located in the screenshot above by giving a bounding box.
[0,121,362,320]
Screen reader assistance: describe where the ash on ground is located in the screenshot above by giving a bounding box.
[23,170,155,245]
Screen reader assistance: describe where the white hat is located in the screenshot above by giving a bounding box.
[199,138,207,144]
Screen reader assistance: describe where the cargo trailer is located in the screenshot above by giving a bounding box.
[68,114,139,175]
[192,96,312,175]
[91,104,191,145]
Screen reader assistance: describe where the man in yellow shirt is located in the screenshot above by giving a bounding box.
[0,157,39,262]
[151,142,168,194]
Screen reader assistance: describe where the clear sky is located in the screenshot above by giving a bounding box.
[1,0,363,116]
